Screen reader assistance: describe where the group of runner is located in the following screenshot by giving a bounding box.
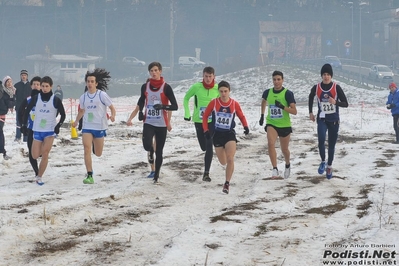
[15,62,349,193]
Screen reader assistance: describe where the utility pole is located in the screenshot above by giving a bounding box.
[170,0,175,81]
[104,10,108,61]
[348,2,354,60]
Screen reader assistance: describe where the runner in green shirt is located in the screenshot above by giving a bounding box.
[183,66,219,181]
[259,70,297,179]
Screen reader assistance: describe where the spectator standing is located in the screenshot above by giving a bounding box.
[54,85,63,101]
[0,77,16,159]
[386,82,399,144]
[14,70,31,142]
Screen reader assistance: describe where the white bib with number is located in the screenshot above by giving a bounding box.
[269,105,283,119]
[320,101,336,115]
[199,106,212,120]
[215,112,233,130]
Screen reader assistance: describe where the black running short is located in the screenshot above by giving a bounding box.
[212,130,237,148]
[265,124,292,137]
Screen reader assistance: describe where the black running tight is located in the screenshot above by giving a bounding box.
[0,120,5,154]
[195,122,213,173]
[142,124,167,178]
[27,129,39,176]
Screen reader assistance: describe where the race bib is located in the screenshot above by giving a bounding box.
[199,107,212,120]
[321,101,336,114]
[146,105,161,119]
[270,105,283,119]
[39,119,47,128]
[215,112,233,130]
[88,112,94,122]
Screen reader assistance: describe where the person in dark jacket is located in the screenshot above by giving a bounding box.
[386,82,399,144]
[54,85,63,101]
[18,76,41,176]
[0,79,16,160]
[14,69,31,142]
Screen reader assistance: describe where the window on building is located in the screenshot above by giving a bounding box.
[68,62,73,68]
[306,36,311,46]
[267,37,279,46]
[61,63,67,68]
[82,62,88,68]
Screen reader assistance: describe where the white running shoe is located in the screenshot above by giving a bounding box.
[272,168,279,178]
[35,176,44,186]
[284,167,291,179]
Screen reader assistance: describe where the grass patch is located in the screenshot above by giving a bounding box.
[383,149,396,159]
[305,202,347,216]
[119,162,147,174]
[331,191,349,202]
[359,184,374,199]
[30,240,78,258]
[297,175,323,184]
[374,159,390,168]
[357,200,372,218]
[209,210,243,223]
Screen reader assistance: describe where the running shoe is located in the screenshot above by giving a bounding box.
[326,166,333,180]
[153,175,159,184]
[147,171,155,178]
[318,161,326,174]
[222,182,230,194]
[272,168,279,178]
[35,176,44,186]
[3,154,11,160]
[283,166,291,179]
[202,173,211,182]
[83,175,94,184]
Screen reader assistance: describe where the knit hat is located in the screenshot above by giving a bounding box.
[20,69,28,76]
[321,63,333,77]
[389,82,396,89]
[2,76,11,86]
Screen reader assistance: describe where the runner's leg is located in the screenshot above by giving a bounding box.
[266,126,279,168]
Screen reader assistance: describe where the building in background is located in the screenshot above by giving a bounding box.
[259,21,322,63]
[25,53,101,83]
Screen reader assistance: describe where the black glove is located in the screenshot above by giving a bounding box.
[259,114,264,126]
[244,126,249,135]
[21,124,28,135]
[153,104,165,110]
[138,111,144,121]
[184,117,191,121]
[387,104,396,110]
[204,131,211,140]
[54,123,62,134]
[274,100,285,109]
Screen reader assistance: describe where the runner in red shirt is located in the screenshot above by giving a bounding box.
[202,80,249,194]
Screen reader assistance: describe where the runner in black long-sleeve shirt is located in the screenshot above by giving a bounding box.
[308,64,348,179]
[137,62,178,183]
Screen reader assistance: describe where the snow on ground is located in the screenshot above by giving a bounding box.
[0,65,398,266]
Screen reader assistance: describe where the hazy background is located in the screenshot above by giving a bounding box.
[0,0,398,97]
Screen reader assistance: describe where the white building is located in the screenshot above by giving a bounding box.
[25,54,102,83]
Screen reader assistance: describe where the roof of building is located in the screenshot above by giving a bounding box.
[26,54,102,62]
